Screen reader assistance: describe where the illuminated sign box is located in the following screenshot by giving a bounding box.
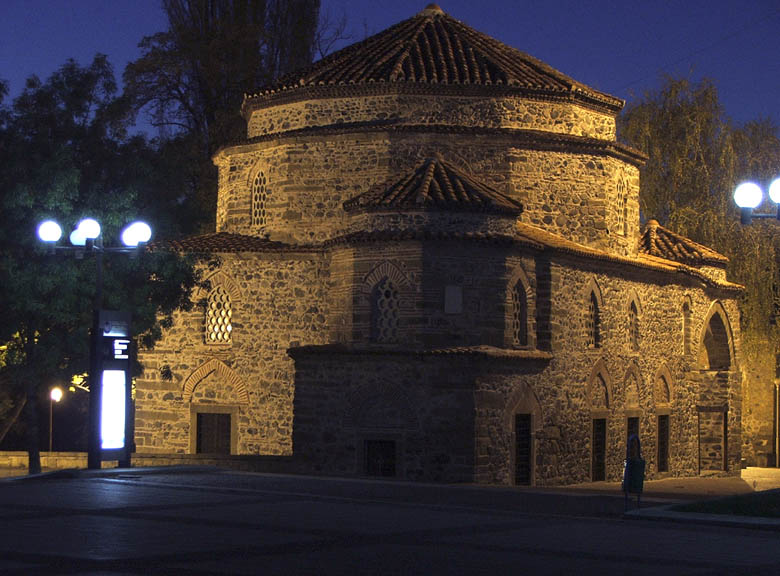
[97,311,132,459]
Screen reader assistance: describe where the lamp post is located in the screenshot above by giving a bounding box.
[733,178,780,468]
[733,178,780,225]
[37,217,151,469]
[49,386,63,452]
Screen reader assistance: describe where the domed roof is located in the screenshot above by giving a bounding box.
[243,4,623,114]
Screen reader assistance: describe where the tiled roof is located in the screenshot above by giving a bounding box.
[343,157,523,214]
[638,220,729,266]
[154,232,305,253]
[243,4,622,112]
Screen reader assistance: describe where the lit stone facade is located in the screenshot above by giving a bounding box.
[136,6,744,485]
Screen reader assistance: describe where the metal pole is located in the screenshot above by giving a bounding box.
[87,247,103,470]
[48,397,53,453]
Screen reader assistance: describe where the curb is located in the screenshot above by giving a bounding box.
[624,504,780,531]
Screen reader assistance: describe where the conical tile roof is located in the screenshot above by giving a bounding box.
[343,156,522,214]
[638,220,728,266]
[244,4,622,112]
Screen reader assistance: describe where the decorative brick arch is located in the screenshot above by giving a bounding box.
[182,359,249,404]
[654,364,674,406]
[623,362,642,409]
[361,260,412,294]
[697,301,734,371]
[503,382,544,431]
[584,277,604,348]
[625,290,641,352]
[197,270,243,303]
[584,277,604,309]
[506,265,536,348]
[681,295,693,356]
[588,358,612,411]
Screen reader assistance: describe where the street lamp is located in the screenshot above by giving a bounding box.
[37,217,152,469]
[733,178,780,225]
[49,386,63,452]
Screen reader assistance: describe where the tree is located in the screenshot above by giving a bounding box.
[618,75,780,376]
[123,0,321,233]
[0,57,200,473]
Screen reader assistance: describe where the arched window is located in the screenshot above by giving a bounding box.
[629,301,639,351]
[251,170,269,228]
[682,300,692,355]
[511,280,528,347]
[370,277,399,343]
[587,292,601,348]
[206,286,232,343]
[616,178,628,236]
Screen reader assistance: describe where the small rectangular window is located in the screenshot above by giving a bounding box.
[365,439,396,477]
[444,285,463,314]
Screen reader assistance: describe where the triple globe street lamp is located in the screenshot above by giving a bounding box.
[732,176,780,470]
[732,178,780,225]
[37,217,152,469]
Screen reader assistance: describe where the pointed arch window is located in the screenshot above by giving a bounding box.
[251,170,269,228]
[511,280,529,347]
[616,178,628,236]
[587,292,601,348]
[629,301,639,351]
[371,277,399,343]
[682,301,692,355]
[206,286,232,344]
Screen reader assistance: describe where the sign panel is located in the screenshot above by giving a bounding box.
[96,310,133,462]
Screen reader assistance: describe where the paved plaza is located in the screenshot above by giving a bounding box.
[1,467,779,575]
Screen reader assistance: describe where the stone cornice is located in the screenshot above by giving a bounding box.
[242,82,623,119]
[287,343,554,361]
[214,122,647,167]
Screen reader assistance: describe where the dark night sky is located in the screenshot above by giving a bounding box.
[1,0,778,130]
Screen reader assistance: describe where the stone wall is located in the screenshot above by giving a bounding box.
[246,93,616,140]
[290,350,477,482]
[741,336,776,466]
[470,253,742,485]
[135,251,329,456]
[215,132,640,256]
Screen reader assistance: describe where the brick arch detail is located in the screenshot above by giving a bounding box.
[197,271,242,303]
[625,289,642,316]
[182,359,249,404]
[697,300,735,371]
[503,382,544,431]
[653,364,674,406]
[361,260,412,294]
[588,358,612,410]
[623,361,643,409]
[506,265,536,348]
[584,277,604,309]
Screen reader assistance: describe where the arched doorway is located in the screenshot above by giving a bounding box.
[696,303,735,472]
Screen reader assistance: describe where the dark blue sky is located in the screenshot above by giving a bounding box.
[1,0,778,129]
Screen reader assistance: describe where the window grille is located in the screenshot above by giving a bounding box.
[370,277,399,343]
[512,281,528,347]
[251,171,268,227]
[617,178,628,236]
[682,302,692,355]
[587,292,601,348]
[206,286,232,343]
[629,301,639,351]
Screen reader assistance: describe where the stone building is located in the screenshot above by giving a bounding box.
[135,5,744,485]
